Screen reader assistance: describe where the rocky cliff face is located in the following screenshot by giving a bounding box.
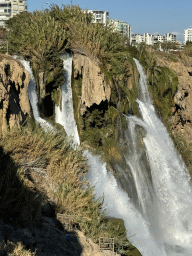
[73,53,111,114]
[0,56,31,134]
[157,57,192,146]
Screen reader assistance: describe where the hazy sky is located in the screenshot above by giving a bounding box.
[28,0,192,43]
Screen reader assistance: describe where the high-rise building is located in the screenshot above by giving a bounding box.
[184,27,192,44]
[0,0,27,27]
[109,19,131,44]
[87,10,109,26]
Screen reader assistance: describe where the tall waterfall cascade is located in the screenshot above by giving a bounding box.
[22,53,192,256]
[131,59,192,255]
[55,53,80,145]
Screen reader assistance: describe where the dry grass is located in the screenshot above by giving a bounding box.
[0,241,36,256]
[0,124,107,240]
[0,123,141,254]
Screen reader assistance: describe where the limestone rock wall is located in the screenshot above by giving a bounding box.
[157,57,192,145]
[73,53,111,114]
[0,56,31,134]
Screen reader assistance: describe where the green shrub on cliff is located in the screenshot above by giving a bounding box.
[148,65,178,120]
[6,10,67,106]
[131,46,178,122]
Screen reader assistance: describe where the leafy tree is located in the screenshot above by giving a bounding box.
[161,41,179,52]
[185,40,192,47]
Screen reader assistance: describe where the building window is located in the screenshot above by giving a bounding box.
[0,4,11,7]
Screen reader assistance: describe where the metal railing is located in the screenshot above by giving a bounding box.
[99,237,114,252]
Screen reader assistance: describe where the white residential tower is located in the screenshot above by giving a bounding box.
[0,0,27,27]
[87,10,109,26]
[184,27,192,44]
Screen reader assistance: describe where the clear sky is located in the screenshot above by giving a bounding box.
[28,0,192,43]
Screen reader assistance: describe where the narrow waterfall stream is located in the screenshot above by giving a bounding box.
[55,53,80,145]
[22,53,192,256]
[19,58,53,131]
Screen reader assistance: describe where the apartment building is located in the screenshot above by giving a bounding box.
[184,27,192,44]
[131,33,154,46]
[0,0,27,27]
[109,19,131,43]
[87,10,109,26]
[144,33,154,45]
[131,32,177,46]
[131,34,145,45]
[166,33,176,43]
[153,34,166,44]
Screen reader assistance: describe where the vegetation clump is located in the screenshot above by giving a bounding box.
[0,241,36,256]
[5,5,138,108]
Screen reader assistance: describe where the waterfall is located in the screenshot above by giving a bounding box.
[84,59,192,255]
[54,54,166,255]
[84,150,166,256]
[55,53,80,145]
[18,58,53,131]
[130,59,192,255]
[52,53,164,254]
[22,52,192,255]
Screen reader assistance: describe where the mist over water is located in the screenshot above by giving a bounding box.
[22,53,192,256]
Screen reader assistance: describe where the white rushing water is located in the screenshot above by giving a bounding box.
[84,150,167,256]
[18,58,53,131]
[22,53,192,256]
[132,59,192,255]
[55,53,80,145]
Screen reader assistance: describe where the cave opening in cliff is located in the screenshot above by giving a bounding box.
[87,100,108,114]
[41,94,54,117]
[83,100,109,129]
[4,64,11,78]
[39,82,54,118]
